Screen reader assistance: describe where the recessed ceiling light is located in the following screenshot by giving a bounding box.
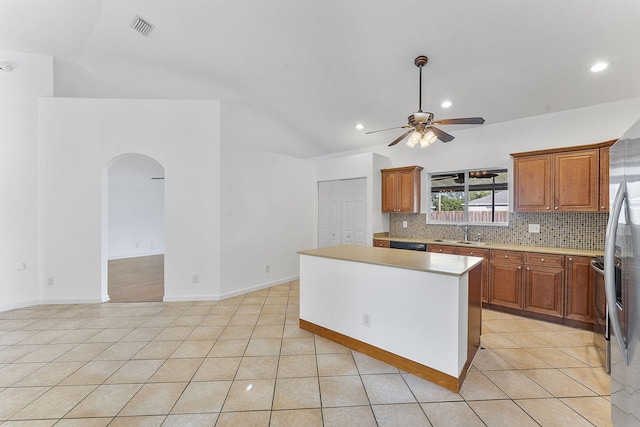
[355,123,364,130]
[590,61,609,73]
[441,100,452,108]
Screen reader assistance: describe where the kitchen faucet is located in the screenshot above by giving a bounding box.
[457,224,470,242]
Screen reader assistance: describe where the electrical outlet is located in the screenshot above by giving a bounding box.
[265,264,270,273]
[528,224,541,233]
[402,220,408,228]
[192,275,199,284]
[363,313,371,327]
[47,277,54,286]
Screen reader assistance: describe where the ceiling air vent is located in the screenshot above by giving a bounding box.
[130,15,155,37]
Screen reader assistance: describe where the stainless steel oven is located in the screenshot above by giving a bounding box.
[591,256,611,373]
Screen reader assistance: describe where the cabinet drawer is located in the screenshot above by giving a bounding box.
[490,250,523,263]
[373,239,390,248]
[456,247,489,258]
[525,253,564,268]
[428,244,457,254]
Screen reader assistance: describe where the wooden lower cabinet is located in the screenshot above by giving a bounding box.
[487,249,595,329]
[565,256,595,325]
[523,253,564,318]
[373,239,390,248]
[489,251,524,310]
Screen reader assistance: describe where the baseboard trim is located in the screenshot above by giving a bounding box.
[300,319,465,392]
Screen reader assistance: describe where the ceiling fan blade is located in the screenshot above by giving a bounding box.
[365,125,411,135]
[432,117,485,125]
[429,126,455,143]
[388,129,413,146]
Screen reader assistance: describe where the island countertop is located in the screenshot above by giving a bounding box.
[298,244,483,277]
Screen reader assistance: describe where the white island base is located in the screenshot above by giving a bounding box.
[298,245,483,392]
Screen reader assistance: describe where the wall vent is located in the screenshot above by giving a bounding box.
[130,15,155,37]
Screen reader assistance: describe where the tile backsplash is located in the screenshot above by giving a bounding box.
[388,212,608,251]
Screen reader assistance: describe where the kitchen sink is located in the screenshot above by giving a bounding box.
[459,241,488,246]
[433,239,461,243]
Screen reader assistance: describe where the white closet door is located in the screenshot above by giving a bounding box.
[318,180,341,248]
[318,178,366,247]
[352,178,367,246]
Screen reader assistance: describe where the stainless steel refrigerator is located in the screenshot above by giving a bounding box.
[606,118,640,427]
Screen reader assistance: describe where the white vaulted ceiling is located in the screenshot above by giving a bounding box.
[1,0,639,158]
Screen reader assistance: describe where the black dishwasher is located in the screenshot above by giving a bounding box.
[389,241,427,251]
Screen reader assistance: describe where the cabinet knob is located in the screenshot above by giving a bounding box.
[540,258,545,262]
[504,255,508,259]
[526,267,530,270]
[470,252,474,256]
[554,207,558,210]
[568,257,573,261]
[546,207,550,210]
[601,206,605,209]
[518,266,522,269]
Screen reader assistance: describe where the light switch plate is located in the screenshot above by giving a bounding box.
[528,224,541,233]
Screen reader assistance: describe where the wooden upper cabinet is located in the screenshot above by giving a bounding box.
[599,146,610,211]
[512,140,615,213]
[513,154,553,211]
[553,149,599,212]
[381,166,423,213]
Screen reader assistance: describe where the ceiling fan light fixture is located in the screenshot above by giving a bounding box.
[420,130,437,147]
[407,131,421,147]
[441,100,452,108]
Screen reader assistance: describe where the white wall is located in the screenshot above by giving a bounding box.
[38,98,221,303]
[0,51,53,311]
[108,154,165,259]
[219,142,315,298]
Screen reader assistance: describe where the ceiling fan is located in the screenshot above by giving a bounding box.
[366,55,485,147]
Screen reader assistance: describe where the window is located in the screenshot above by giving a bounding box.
[429,169,508,224]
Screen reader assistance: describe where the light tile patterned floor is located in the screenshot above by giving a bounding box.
[0,280,613,426]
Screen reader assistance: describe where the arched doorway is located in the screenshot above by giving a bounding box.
[106,154,165,302]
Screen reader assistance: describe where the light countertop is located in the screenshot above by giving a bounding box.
[298,244,483,277]
[372,234,603,258]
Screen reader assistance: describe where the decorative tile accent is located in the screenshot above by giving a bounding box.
[388,212,608,251]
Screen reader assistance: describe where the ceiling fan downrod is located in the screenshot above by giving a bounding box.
[414,56,428,113]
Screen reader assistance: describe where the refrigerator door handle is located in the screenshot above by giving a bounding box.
[605,180,628,365]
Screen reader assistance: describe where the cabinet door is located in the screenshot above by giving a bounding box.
[457,247,489,304]
[553,149,599,211]
[565,256,594,324]
[381,171,398,213]
[523,265,564,318]
[428,244,456,254]
[489,260,523,309]
[514,154,553,212]
[599,147,609,211]
[398,169,420,213]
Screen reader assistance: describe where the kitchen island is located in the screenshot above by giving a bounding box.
[298,244,483,392]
